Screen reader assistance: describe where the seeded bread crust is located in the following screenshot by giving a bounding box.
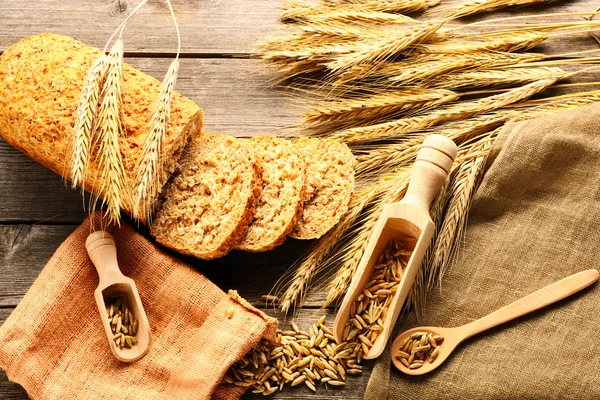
[150,133,262,260]
[290,137,355,239]
[236,137,306,252]
[0,33,202,219]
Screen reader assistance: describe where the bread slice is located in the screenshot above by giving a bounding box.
[150,133,261,260]
[290,137,355,239]
[236,137,306,252]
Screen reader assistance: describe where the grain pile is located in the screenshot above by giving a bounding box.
[395,332,444,369]
[224,239,414,395]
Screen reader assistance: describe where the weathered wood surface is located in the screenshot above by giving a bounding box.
[1,0,599,398]
[1,0,599,55]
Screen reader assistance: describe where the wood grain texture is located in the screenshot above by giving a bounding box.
[0,307,370,399]
[0,0,281,55]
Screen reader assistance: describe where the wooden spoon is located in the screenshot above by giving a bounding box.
[86,231,152,362]
[391,269,599,375]
[333,134,458,359]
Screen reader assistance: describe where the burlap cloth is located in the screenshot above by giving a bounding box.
[0,215,277,400]
[366,102,600,399]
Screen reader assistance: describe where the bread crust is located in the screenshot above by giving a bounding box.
[150,133,262,260]
[0,33,203,219]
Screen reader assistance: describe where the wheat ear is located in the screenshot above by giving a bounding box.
[133,0,181,223]
[411,30,548,54]
[282,0,429,23]
[418,138,493,314]
[286,8,419,25]
[447,0,556,18]
[385,51,546,85]
[92,38,128,226]
[133,60,180,223]
[429,66,567,90]
[331,78,555,143]
[70,55,106,190]
[327,22,444,75]
[305,88,459,128]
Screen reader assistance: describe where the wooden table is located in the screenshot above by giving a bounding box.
[0,0,597,398]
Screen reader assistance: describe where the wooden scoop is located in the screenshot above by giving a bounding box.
[391,269,599,375]
[333,134,458,359]
[86,231,152,362]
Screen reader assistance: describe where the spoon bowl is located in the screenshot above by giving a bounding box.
[86,231,152,362]
[391,326,459,375]
[391,269,599,375]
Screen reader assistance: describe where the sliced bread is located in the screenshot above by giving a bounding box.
[236,136,306,252]
[150,133,261,260]
[290,137,355,239]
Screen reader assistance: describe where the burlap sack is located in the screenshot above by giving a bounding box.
[0,215,277,400]
[366,102,600,399]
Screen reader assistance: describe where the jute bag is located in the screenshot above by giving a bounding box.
[0,215,277,400]
[366,102,600,400]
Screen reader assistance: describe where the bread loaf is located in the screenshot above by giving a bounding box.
[236,136,306,252]
[150,133,262,260]
[290,137,355,239]
[0,33,203,217]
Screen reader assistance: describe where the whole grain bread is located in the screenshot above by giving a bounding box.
[236,137,306,252]
[150,133,262,260]
[0,33,203,218]
[290,137,355,239]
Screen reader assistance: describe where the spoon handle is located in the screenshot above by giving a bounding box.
[401,135,457,214]
[86,231,124,287]
[461,269,599,339]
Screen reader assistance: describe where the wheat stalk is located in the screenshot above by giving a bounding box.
[91,37,128,226]
[131,0,181,223]
[409,165,455,317]
[277,185,379,314]
[327,22,444,75]
[413,137,493,316]
[323,170,412,306]
[69,55,107,191]
[386,52,546,84]
[304,88,459,128]
[285,8,420,25]
[411,30,548,54]
[133,59,180,223]
[447,0,557,18]
[429,66,567,90]
[330,78,555,143]
[282,0,430,23]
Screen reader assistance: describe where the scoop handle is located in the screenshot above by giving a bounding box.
[401,135,458,213]
[460,269,599,339]
[86,231,124,287]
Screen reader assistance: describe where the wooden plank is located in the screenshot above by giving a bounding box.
[0,57,301,223]
[0,224,331,308]
[2,0,600,55]
[0,307,370,399]
[0,0,282,55]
